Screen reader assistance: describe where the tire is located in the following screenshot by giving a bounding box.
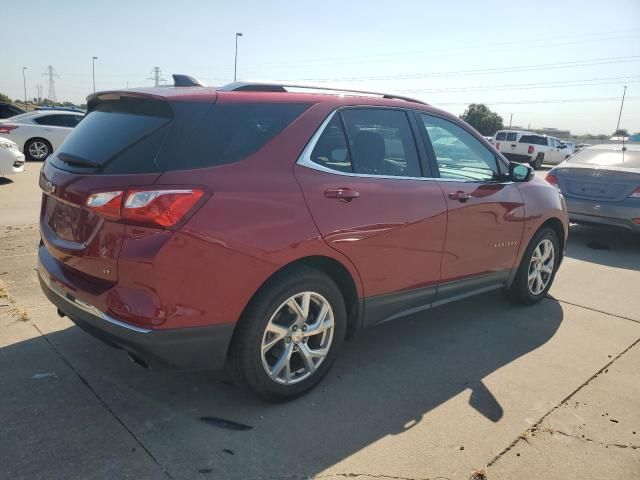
[25,138,52,161]
[229,267,347,402]
[505,227,560,305]
[530,153,544,170]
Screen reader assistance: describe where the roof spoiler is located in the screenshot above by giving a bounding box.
[172,74,206,87]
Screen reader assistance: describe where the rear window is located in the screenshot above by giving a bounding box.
[49,99,310,174]
[519,135,548,146]
[505,132,517,141]
[567,148,640,168]
[495,132,506,141]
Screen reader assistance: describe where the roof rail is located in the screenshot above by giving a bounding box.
[217,82,427,105]
[172,74,206,87]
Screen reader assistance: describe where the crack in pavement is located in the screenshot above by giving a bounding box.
[539,427,640,450]
[26,320,176,480]
[470,336,640,477]
[550,296,640,324]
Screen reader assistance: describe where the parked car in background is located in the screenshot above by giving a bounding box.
[0,136,25,176]
[0,102,25,119]
[38,82,568,401]
[0,110,84,160]
[562,141,575,157]
[546,144,640,232]
[494,130,569,169]
[484,135,494,144]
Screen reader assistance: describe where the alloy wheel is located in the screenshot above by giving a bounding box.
[28,141,49,160]
[261,291,335,385]
[527,238,555,295]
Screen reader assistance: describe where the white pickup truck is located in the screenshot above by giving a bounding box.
[494,130,570,169]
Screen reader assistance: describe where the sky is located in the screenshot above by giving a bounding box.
[1,0,639,135]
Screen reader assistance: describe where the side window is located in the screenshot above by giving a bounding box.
[310,115,352,173]
[34,115,58,126]
[495,131,506,141]
[505,132,517,141]
[62,115,83,127]
[340,108,421,177]
[34,114,76,127]
[420,114,499,182]
[548,138,556,147]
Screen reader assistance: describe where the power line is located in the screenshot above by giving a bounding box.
[435,95,640,106]
[289,56,640,83]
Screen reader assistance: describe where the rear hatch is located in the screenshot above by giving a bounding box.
[40,92,215,284]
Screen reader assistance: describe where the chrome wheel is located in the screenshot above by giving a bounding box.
[528,239,555,295]
[28,141,49,160]
[261,291,335,385]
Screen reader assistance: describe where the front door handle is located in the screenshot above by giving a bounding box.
[448,191,472,202]
[324,188,360,203]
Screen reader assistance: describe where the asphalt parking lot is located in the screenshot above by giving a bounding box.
[1,164,639,480]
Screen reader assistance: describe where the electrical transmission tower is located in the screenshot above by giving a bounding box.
[43,66,59,101]
[147,67,166,87]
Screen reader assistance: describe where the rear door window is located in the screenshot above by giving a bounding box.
[495,132,507,141]
[339,108,421,177]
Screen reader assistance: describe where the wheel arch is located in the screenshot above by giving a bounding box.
[540,217,566,263]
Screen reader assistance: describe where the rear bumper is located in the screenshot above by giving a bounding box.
[38,262,235,371]
[565,196,640,232]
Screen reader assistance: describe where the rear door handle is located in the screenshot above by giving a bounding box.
[448,191,472,202]
[324,188,360,203]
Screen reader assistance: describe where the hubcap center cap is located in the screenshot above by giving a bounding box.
[291,331,304,344]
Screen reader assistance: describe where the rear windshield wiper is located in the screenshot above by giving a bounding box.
[57,152,99,168]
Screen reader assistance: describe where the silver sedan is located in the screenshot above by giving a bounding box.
[546,144,640,232]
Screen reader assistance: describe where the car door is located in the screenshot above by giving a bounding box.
[294,107,448,325]
[33,114,75,151]
[415,112,526,301]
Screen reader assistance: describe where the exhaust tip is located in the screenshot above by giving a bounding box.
[127,352,150,369]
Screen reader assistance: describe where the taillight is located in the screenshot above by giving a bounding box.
[630,187,640,198]
[123,189,204,227]
[0,124,18,134]
[495,142,500,149]
[545,172,560,190]
[86,189,204,227]
[86,191,123,220]
[528,145,535,154]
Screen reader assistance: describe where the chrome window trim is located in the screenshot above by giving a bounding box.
[296,108,513,184]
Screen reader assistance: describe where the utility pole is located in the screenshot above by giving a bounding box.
[36,85,43,103]
[92,56,98,93]
[615,85,627,135]
[43,66,58,102]
[147,67,165,87]
[22,67,27,110]
[234,32,243,82]
[509,113,513,128]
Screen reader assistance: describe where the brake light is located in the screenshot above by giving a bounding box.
[86,191,123,220]
[123,189,204,227]
[545,172,560,190]
[0,124,18,134]
[630,187,640,198]
[528,145,535,154]
[86,189,204,227]
[495,142,500,149]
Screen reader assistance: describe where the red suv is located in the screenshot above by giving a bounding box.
[38,81,568,401]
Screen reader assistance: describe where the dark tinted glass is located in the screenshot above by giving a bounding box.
[155,102,310,172]
[340,108,421,177]
[519,135,547,146]
[51,100,309,174]
[506,132,517,141]
[495,132,507,141]
[310,115,352,173]
[567,148,640,168]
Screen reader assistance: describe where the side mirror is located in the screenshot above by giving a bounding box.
[510,163,534,182]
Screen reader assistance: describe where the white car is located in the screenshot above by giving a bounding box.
[0,136,25,176]
[0,110,84,161]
